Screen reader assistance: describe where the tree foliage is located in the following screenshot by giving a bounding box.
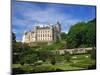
[12,32,16,43]
[37,50,53,62]
[61,32,67,40]
[21,50,38,64]
[67,19,96,48]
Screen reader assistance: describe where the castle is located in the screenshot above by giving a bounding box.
[22,22,61,44]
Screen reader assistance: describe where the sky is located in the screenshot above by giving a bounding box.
[12,1,96,41]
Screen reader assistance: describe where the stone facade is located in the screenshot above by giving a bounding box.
[22,22,61,44]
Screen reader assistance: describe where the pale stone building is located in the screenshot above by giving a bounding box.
[22,22,61,44]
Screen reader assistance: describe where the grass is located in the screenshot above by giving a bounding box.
[54,63,83,71]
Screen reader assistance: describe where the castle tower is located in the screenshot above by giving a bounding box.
[56,21,61,33]
[55,21,61,41]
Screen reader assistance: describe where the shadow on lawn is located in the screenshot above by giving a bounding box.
[12,64,96,75]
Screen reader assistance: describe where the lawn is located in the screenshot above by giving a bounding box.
[54,63,84,71]
[12,54,96,74]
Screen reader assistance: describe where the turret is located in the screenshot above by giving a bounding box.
[55,21,61,41]
[55,21,61,33]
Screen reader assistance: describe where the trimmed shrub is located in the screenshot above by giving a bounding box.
[51,57,56,65]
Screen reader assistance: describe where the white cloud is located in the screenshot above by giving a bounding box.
[12,2,83,41]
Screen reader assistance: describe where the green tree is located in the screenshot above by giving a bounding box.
[61,32,67,40]
[85,19,96,47]
[37,50,53,62]
[67,18,96,48]
[19,45,38,64]
[12,32,16,43]
[67,22,86,48]
[13,42,23,64]
[12,32,22,64]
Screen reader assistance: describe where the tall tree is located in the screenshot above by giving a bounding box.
[61,32,67,40]
[67,18,96,48]
[12,32,16,43]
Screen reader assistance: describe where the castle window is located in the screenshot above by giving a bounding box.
[48,34,49,37]
[45,34,46,37]
[50,35,52,37]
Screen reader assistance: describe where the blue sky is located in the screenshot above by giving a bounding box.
[12,1,96,41]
